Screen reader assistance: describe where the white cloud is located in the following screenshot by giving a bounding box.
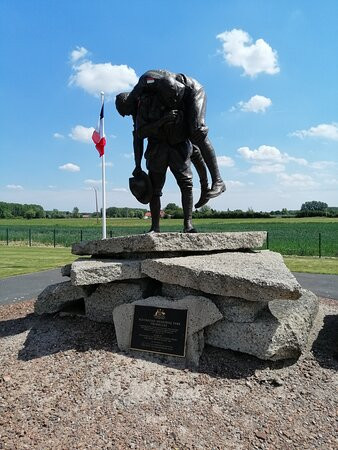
[238,95,272,113]
[103,161,114,167]
[84,179,102,186]
[249,163,285,174]
[69,47,138,96]
[70,46,88,63]
[217,156,235,167]
[324,178,338,185]
[238,145,307,166]
[238,145,282,162]
[216,28,280,77]
[6,184,23,190]
[112,187,128,192]
[48,185,56,189]
[287,155,308,165]
[291,123,338,141]
[69,125,94,143]
[123,152,133,159]
[53,132,64,139]
[59,163,80,172]
[277,173,318,188]
[227,180,245,188]
[309,160,336,170]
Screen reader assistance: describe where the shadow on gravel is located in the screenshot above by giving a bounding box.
[312,314,338,370]
[5,313,297,379]
[16,315,117,361]
[0,314,37,338]
[115,344,297,379]
[199,345,297,379]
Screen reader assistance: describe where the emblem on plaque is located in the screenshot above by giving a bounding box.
[154,308,166,319]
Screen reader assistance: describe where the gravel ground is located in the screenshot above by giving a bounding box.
[0,298,337,449]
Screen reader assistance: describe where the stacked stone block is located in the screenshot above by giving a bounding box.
[35,232,319,367]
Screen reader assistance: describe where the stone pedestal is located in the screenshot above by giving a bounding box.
[35,232,319,367]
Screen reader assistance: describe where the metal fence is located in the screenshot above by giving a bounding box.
[0,226,337,257]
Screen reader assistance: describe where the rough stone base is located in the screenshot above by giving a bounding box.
[71,258,145,286]
[162,283,267,323]
[35,281,87,315]
[142,251,302,302]
[113,295,222,368]
[212,296,267,323]
[205,290,319,360]
[85,281,144,323]
[72,231,267,256]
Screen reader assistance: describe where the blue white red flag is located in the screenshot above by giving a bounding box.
[92,103,106,157]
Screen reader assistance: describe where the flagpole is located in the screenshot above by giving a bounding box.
[101,91,107,239]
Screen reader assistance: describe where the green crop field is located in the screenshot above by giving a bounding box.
[0,217,337,257]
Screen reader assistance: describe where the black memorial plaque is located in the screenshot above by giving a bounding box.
[130,305,188,357]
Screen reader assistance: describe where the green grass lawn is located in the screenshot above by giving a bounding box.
[0,247,77,278]
[0,246,337,279]
[283,256,338,275]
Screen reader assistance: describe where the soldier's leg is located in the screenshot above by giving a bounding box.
[190,144,210,209]
[148,171,166,232]
[188,88,226,199]
[171,168,196,233]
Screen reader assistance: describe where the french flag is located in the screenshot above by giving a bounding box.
[92,102,106,157]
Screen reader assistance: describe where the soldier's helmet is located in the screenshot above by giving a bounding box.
[115,92,136,117]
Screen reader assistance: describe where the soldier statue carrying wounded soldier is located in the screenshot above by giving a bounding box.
[115,69,226,233]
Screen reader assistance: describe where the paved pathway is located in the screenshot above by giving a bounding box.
[0,269,64,306]
[293,272,338,300]
[0,269,337,306]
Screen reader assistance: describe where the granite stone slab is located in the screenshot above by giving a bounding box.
[85,281,143,323]
[72,232,267,256]
[70,258,145,286]
[61,263,71,277]
[211,296,268,323]
[162,283,267,322]
[34,281,87,315]
[205,289,319,360]
[161,283,204,299]
[141,251,302,302]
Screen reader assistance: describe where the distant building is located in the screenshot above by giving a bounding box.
[144,211,165,219]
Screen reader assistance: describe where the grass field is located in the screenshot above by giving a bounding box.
[0,245,337,279]
[283,256,338,275]
[0,217,337,257]
[0,247,78,278]
[0,216,337,227]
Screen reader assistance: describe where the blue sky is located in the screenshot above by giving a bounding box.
[1,0,337,212]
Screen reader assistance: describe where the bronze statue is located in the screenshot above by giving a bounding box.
[116,69,226,233]
[127,70,226,200]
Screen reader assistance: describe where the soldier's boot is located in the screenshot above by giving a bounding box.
[148,196,161,233]
[197,137,226,199]
[182,189,197,233]
[191,145,210,209]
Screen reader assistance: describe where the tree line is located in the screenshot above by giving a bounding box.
[0,200,337,220]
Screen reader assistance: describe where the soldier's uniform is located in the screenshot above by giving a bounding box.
[128,69,225,200]
[136,93,193,201]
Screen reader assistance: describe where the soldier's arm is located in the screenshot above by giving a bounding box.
[137,111,178,139]
[132,115,144,175]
